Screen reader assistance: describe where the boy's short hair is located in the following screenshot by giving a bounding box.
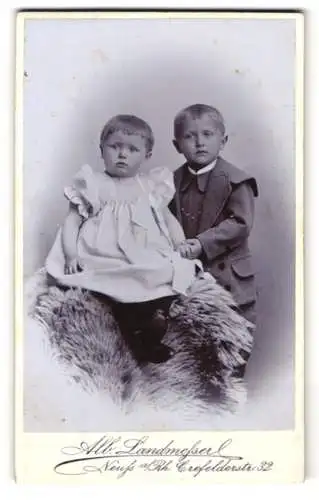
[174,104,226,140]
[100,114,154,153]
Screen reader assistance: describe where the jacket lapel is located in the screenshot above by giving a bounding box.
[173,164,186,223]
[198,158,231,233]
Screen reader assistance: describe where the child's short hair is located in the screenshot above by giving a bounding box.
[100,114,154,153]
[174,104,226,140]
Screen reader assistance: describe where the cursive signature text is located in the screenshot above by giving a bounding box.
[53,435,273,478]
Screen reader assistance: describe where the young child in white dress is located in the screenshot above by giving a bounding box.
[46,114,201,364]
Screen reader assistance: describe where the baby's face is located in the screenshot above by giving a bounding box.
[102,130,150,178]
[174,114,227,167]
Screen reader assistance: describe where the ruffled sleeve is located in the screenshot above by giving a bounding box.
[64,165,101,219]
[142,166,175,208]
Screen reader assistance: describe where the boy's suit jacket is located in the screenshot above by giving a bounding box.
[170,156,258,309]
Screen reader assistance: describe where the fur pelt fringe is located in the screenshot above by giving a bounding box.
[24,269,253,431]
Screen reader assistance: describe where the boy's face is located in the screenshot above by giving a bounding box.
[173,114,227,168]
[102,130,151,178]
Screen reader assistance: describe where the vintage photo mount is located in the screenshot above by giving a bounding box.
[15,10,304,484]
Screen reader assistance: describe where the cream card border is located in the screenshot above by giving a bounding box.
[15,10,304,484]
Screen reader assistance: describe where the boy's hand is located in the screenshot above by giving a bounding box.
[64,257,81,274]
[178,239,202,259]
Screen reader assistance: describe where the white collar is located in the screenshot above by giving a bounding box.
[188,158,218,176]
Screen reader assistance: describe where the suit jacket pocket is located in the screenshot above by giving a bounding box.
[230,256,256,305]
[231,255,254,278]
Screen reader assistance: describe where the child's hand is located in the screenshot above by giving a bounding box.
[178,239,202,259]
[64,257,81,274]
[177,241,189,258]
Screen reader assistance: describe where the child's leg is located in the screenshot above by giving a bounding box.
[141,296,176,340]
[239,301,257,327]
[112,297,176,364]
[233,301,256,378]
[112,297,175,337]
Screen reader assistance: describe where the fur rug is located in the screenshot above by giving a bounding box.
[24,269,253,431]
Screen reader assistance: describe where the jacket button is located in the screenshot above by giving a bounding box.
[218,262,225,270]
[225,284,231,292]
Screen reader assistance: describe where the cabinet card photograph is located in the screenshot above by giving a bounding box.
[16,11,304,484]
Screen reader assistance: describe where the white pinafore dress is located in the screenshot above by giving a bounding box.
[45,165,198,303]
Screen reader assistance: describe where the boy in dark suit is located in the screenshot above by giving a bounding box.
[170,104,258,376]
